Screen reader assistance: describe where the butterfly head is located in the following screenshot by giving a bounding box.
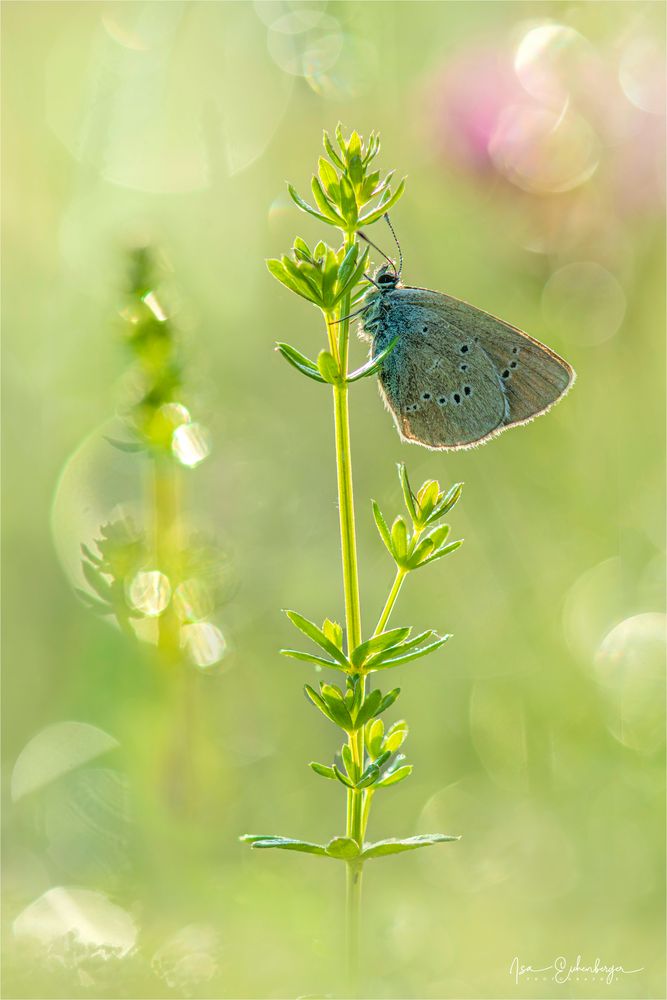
[374,264,400,292]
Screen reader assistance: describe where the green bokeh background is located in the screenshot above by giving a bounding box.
[2,2,665,998]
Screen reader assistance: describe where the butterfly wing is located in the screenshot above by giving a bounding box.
[427,289,575,426]
[364,288,509,449]
[363,286,574,450]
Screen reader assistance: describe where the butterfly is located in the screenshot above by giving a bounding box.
[359,264,575,451]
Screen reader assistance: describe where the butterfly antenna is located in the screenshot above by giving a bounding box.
[383,213,403,278]
[357,230,397,276]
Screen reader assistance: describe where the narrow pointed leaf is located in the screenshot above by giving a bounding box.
[242,835,328,856]
[350,627,412,668]
[361,833,459,859]
[398,463,418,524]
[287,184,335,226]
[333,764,354,788]
[323,130,345,170]
[376,687,401,715]
[430,482,464,521]
[372,501,393,555]
[310,762,336,780]
[285,611,351,667]
[420,540,463,567]
[347,337,398,382]
[371,634,452,670]
[276,343,326,383]
[353,688,383,728]
[376,764,413,788]
[280,649,343,670]
[311,176,345,224]
[358,178,406,226]
[267,258,320,304]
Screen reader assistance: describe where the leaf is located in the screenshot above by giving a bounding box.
[408,536,436,569]
[287,184,335,226]
[267,258,320,304]
[322,618,343,649]
[338,175,358,226]
[333,764,354,788]
[341,743,356,781]
[241,835,328,856]
[81,560,113,601]
[347,337,398,383]
[419,540,463,567]
[384,720,409,752]
[361,834,459,859]
[323,130,345,170]
[350,627,412,669]
[280,649,343,670]
[281,256,323,303]
[332,247,370,306]
[372,501,393,555]
[317,350,340,384]
[356,762,381,789]
[390,517,408,563]
[376,764,413,788]
[310,761,336,780]
[75,588,112,615]
[376,687,401,714]
[371,634,452,670]
[104,437,144,453]
[326,837,360,860]
[353,688,383,728]
[336,243,359,290]
[311,176,345,225]
[430,482,464,522]
[320,683,354,730]
[365,631,434,669]
[366,718,384,758]
[358,178,406,226]
[275,343,326,383]
[285,611,351,668]
[318,156,340,198]
[304,683,333,721]
[398,463,418,524]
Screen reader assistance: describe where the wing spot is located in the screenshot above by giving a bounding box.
[437,396,447,405]
[510,360,518,369]
[453,393,461,405]
[463,385,472,396]
[421,392,431,400]
[512,346,519,354]
[421,325,428,334]
[460,344,469,354]
[501,369,510,379]
[460,363,468,371]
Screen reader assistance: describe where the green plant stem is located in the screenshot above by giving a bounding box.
[373,527,424,636]
[152,453,182,657]
[329,233,365,998]
[375,567,407,636]
[345,860,362,998]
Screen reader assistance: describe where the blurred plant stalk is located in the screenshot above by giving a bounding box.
[80,246,226,819]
